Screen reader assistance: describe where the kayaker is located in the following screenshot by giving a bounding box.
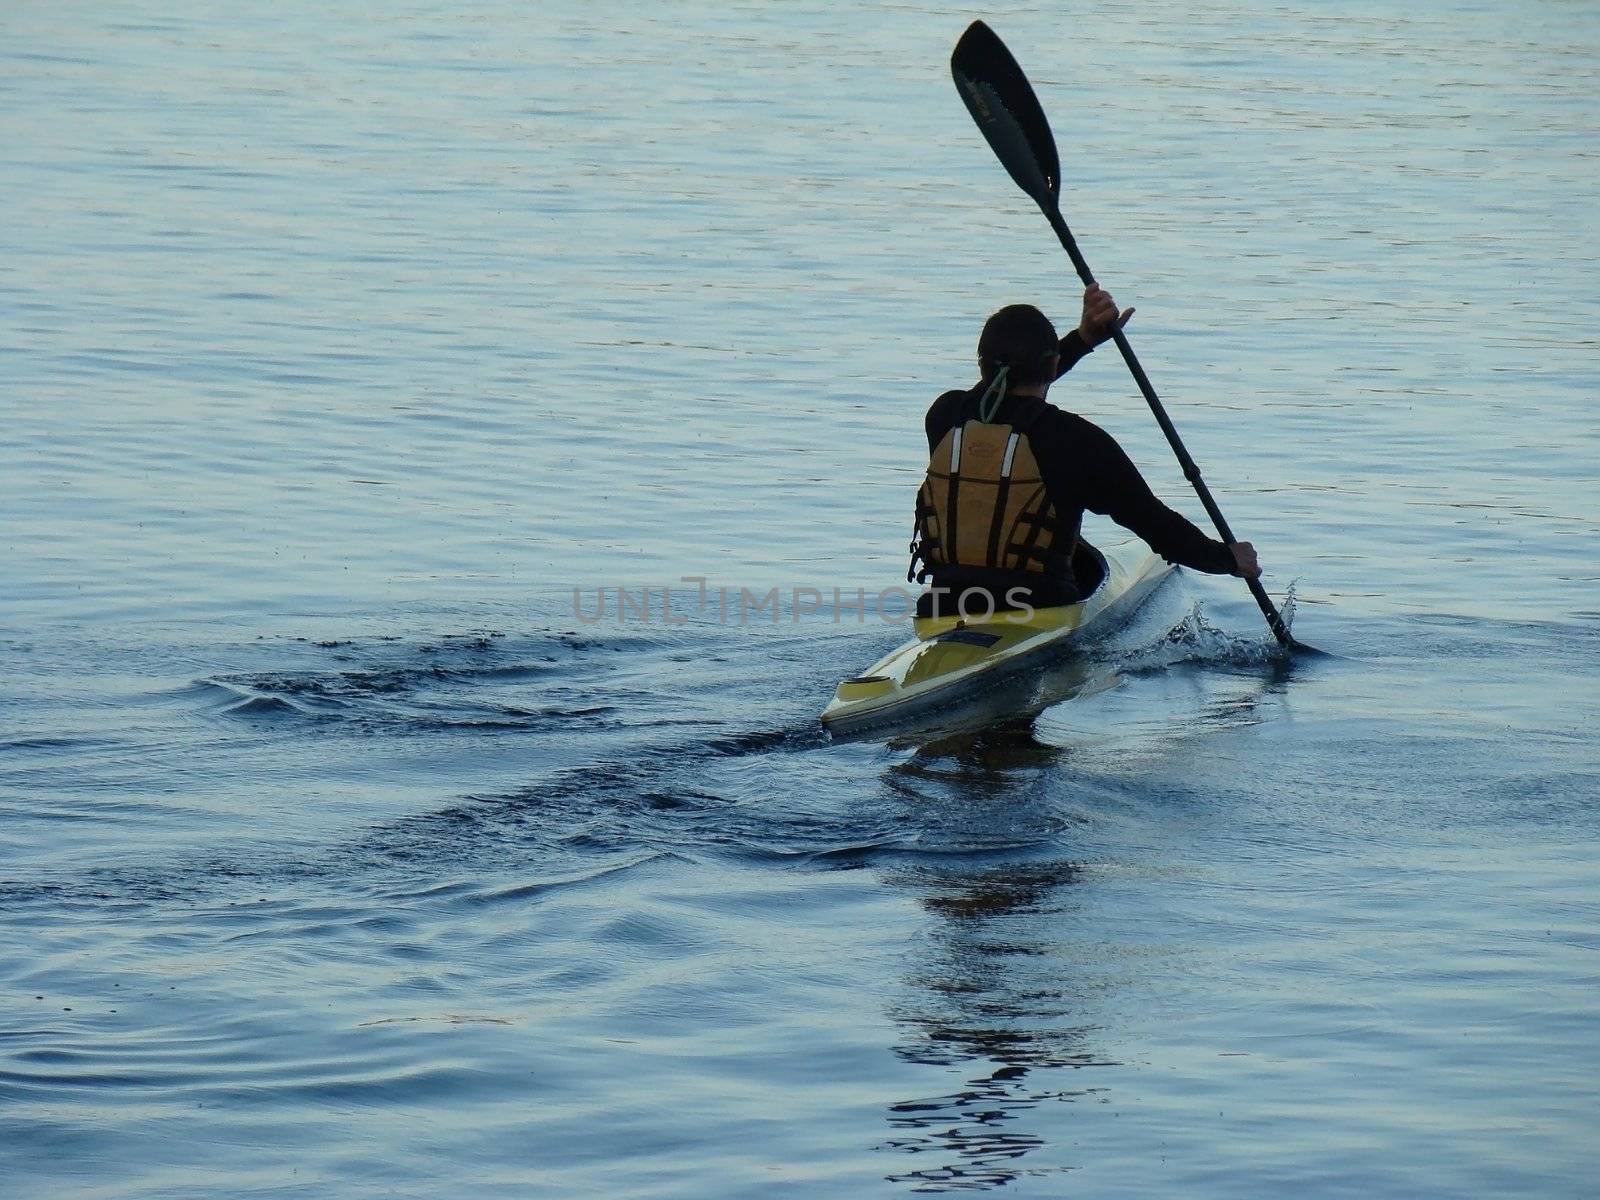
[909,286,1261,618]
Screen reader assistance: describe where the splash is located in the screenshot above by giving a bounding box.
[1118,586,1299,672]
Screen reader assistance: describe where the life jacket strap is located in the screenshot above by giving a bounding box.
[983,431,1022,569]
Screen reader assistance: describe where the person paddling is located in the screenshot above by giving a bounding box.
[909,286,1260,619]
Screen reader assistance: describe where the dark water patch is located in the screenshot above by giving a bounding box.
[0,695,834,908]
[206,674,611,731]
[0,1009,512,1110]
[371,878,479,904]
[1462,767,1600,830]
[456,853,678,908]
[357,1014,514,1028]
[706,726,828,756]
[0,880,77,909]
[775,841,902,870]
[196,626,734,736]
[0,736,121,752]
[402,704,622,732]
[9,51,96,65]
[220,694,306,719]
[459,662,566,681]
[231,667,453,699]
[207,900,415,947]
[144,679,282,712]
[24,846,364,907]
[298,718,871,885]
[0,800,172,827]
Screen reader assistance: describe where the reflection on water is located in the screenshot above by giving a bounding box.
[881,856,1112,1192]
[881,1061,1103,1193]
[877,729,1112,1192]
[871,655,1297,1192]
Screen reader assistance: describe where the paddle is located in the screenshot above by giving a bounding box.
[951,20,1306,652]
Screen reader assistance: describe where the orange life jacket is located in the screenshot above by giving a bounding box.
[908,407,1074,583]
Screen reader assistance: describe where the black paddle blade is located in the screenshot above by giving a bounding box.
[950,20,1061,209]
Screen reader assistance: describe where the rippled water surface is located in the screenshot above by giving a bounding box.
[4,2,1598,1196]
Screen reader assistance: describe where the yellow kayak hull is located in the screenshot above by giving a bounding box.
[820,543,1173,736]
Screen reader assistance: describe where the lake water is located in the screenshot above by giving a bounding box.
[3,1,1598,1196]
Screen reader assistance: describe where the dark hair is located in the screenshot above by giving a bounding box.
[978,304,1059,386]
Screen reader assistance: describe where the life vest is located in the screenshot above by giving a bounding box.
[908,399,1075,584]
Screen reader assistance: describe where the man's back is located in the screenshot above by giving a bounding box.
[922,388,1236,579]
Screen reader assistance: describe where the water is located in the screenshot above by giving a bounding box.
[3,1,1597,1195]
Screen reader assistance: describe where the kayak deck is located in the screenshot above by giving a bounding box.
[821,543,1172,736]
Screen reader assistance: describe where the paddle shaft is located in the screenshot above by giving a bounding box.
[1042,206,1296,647]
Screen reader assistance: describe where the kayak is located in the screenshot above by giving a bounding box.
[821,541,1172,737]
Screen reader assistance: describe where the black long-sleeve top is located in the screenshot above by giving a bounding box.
[925,330,1237,576]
